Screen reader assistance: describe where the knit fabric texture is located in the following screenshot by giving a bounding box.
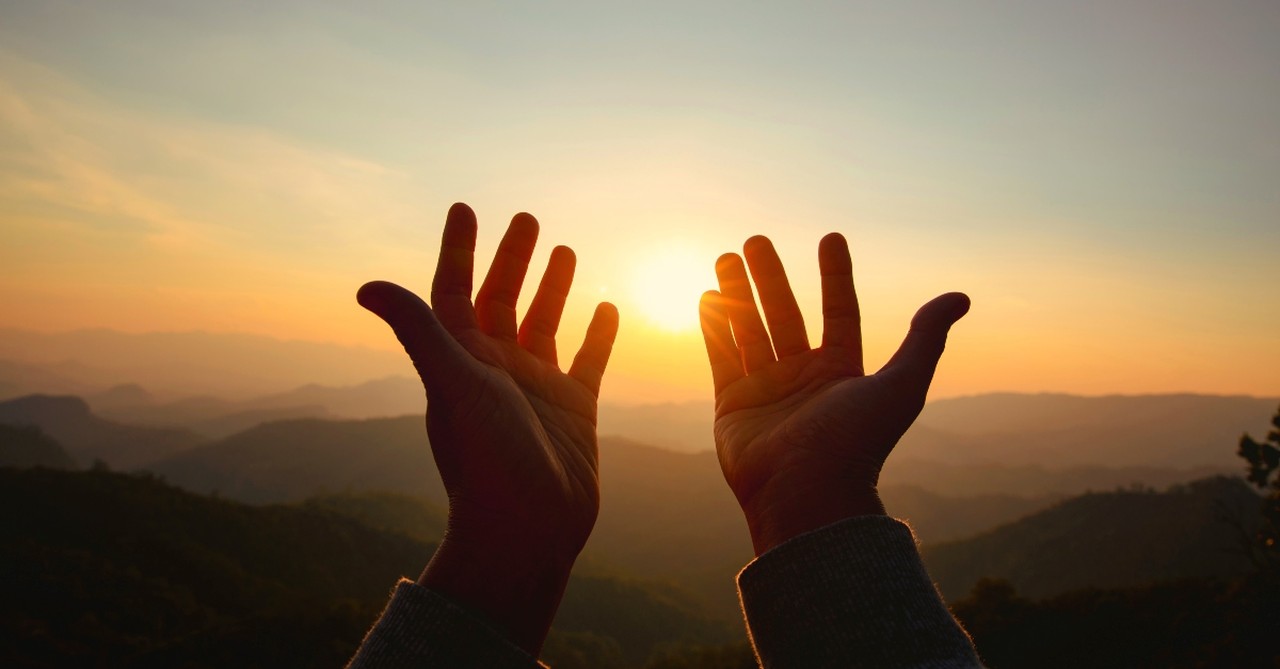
[737,515,983,669]
[346,579,544,669]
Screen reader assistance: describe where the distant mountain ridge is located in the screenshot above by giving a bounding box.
[900,393,1279,469]
[0,328,404,398]
[2,328,1272,462]
[1,388,1259,497]
[0,395,202,469]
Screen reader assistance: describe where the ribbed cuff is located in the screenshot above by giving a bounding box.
[347,579,544,669]
[738,516,982,669]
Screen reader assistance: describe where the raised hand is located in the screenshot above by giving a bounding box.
[357,203,618,655]
[699,233,968,556]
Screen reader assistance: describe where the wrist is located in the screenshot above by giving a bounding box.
[420,532,578,657]
[742,483,886,556]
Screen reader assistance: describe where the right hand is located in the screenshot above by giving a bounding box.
[699,233,969,556]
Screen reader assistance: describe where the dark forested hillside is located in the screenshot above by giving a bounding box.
[0,468,735,669]
[0,424,76,469]
[0,467,429,668]
[951,577,1280,668]
[300,490,448,543]
[923,476,1260,599]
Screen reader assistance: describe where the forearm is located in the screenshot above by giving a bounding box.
[737,516,982,669]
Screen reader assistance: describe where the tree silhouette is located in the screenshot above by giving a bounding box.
[1237,404,1280,572]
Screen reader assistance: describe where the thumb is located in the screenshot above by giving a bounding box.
[357,280,470,397]
[881,292,970,394]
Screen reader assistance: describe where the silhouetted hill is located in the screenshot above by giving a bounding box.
[93,391,335,439]
[0,424,76,469]
[0,328,404,399]
[922,476,1260,600]
[0,358,90,398]
[879,458,1230,497]
[901,393,1279,468]
[598,402,714,454]
[89,383,155,409]
[581,393,1279,468]
[0,395,203,469]
[590,438,752,618]
[249,376,424,418]
[148,416,444,504]
[1,467,735,668]
[880,485,1057,542]
[84,378,416,437]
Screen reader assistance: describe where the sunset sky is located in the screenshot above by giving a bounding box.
[2,1,1278,403]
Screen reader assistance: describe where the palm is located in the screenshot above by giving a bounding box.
[700,233,968,553]
[430,333,601,537]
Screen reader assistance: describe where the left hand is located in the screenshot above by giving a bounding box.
[357,203,618,655]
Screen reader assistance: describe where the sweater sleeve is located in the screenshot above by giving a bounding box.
[346,579,545,669]
[737,516,983,669]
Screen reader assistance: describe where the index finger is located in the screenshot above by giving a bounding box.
[568,302,620,398]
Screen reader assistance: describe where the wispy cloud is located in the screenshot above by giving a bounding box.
[0,49,427,253]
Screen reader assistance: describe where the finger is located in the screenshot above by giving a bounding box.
[519,245,576,365]
[715,253,775,372]
[569,302,620,398]
[881,292,971,397]
[357,280,471,399]
[818,232,862,369]
[699,290,744,395]
[430,202,480,332]
[475,212,539,339]
[743,236,810,358]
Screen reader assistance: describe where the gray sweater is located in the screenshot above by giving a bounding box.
[346,516,983,668]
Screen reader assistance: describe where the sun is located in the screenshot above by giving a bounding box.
[630,245,714,332]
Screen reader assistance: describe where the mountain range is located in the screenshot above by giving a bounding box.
[0,395,201,469]
[2,329,1274,469]
[0,328,404,399]
[6,389,1267,622]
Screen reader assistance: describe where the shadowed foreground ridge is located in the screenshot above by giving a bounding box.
[0,467,733,669]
